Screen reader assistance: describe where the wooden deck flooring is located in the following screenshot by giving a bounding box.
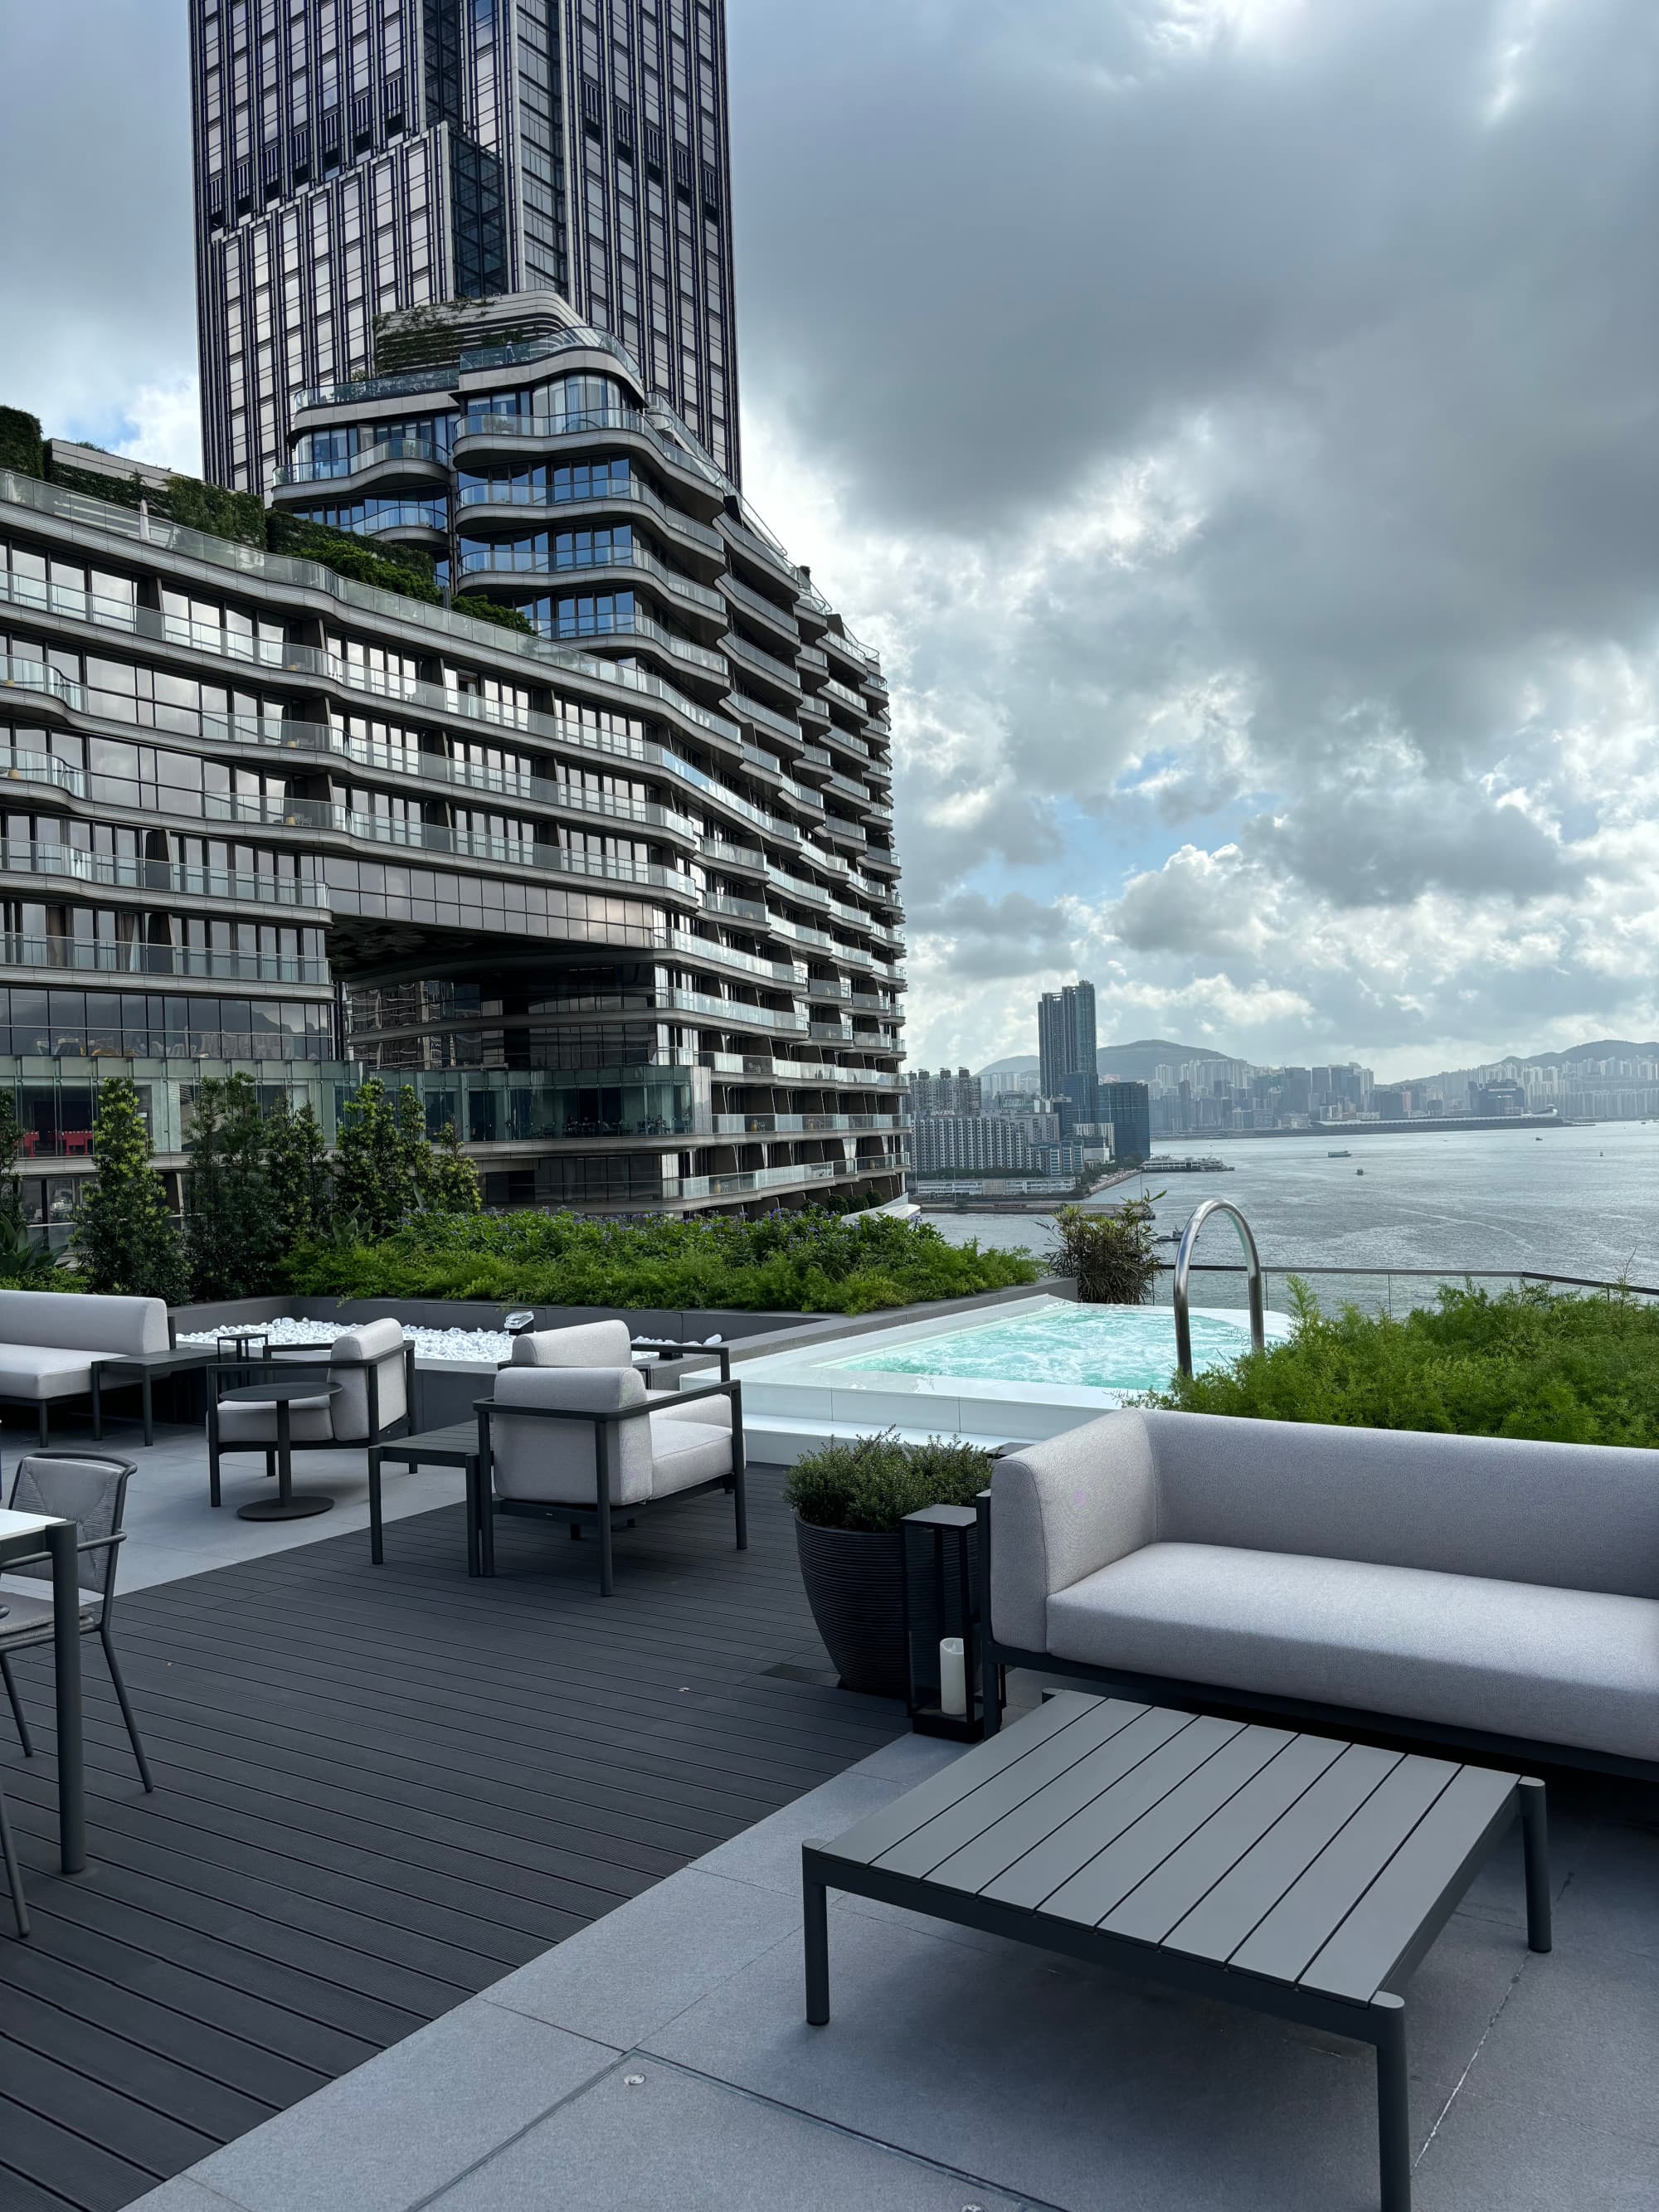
[0,1466,902,2211]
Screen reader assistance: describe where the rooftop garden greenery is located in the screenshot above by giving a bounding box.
[451,592,538,635]
[284,1207,1043,1315]
[1150,1281,1659,1447]
[0,407,469,614]
[783,1431,999,1533]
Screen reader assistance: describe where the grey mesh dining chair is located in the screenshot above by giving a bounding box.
[0,1451,153,1799]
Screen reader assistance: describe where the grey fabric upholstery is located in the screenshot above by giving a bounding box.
[329,1319,408,1441]
[0,1583,103,1640]
[1046,1542,1659,1765]
[7,1456,123,1582]
[215,1393,336,1446]
[0,1289,168,1357]
[512,1319,633,1369]
[0,1346,105,1402]
[490,1364,657,1506]
[488,1366,734,1507]
[1146,1410,1659,1598]
[990,1416,1158,1653]
[990,1407,1659,1764]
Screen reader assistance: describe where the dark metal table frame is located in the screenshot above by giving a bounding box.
[218,1379,343,1521]
[367,1424,485,1574]
[90,1347,218,1447]
[0,1510,85,1873]
[803,1693,1551,2212]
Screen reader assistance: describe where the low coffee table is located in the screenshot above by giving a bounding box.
[804,1691,1550,2212]
[368,1422,485,1575]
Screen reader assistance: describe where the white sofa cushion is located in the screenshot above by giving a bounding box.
[216,1393,336,1446]
[649,1417,734,1498]
[0,1347,101,1402]
[1046,1541,1659,1766]
[0,1288,168,1357]
[512,1319,633,1368]
[329,1318,407,1441]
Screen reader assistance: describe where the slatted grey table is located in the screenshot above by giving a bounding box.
[803,1691,1551,2212]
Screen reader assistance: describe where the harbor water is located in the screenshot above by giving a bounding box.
[926,1120,1659,1317]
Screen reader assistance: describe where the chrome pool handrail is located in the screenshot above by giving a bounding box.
[1173,1200,1266,1378]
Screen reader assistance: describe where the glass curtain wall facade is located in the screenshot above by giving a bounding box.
[0,405,902,1213]
[192,0,740,494]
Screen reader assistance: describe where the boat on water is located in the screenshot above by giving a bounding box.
[1328,1150,1351,1159]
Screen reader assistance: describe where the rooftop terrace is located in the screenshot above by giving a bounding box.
[1,1396,1656,2212]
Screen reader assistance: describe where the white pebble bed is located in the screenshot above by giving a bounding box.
[177,1318,732,1364]
[178,1318,516,1364]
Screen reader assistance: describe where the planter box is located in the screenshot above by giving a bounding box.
[793,1516,908,1698]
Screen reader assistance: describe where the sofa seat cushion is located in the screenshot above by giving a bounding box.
[216,1393,336,1446]
[1046,1543,1659,1766]
[648,1409,733,1499]
[0,1576,103,1639]
[0,1346,96,1401]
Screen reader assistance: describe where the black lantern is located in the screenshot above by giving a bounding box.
[901,1503,985,1742]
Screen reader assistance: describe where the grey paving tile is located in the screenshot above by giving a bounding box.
[426,2059,1026,2211]
[1457,1941,1659,2148]
[1545,1818,1659,1962]
[1450,1799,1598,1931]
[642,1903,1529,2210]
[483,1868,802,2047]
[1415,2078,1659,2211]
[852,1733,972,1785]
[688,1768,907,1894]
[183,2002,620,2212]
[119,2183,251,2212]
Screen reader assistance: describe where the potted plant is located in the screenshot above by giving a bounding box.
[784,1432,998,1697]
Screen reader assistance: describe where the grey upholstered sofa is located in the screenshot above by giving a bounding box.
[0,1288,170,1445]
[978,1408,1659,1774]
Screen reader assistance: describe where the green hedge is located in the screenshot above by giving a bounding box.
[0,407,45,479]
[452,593,537,636]
[264,510,443,600]
[1149,1281,1659,1447]
[285,1207,1042,1315]
[48,462,267,547]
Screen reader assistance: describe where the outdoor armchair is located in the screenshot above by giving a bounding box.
[206,1318,416,1506]
[475,1362,747,1595]
[0,1452,152,1893]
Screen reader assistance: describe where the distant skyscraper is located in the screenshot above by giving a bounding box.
[190,0,740,493]
[1038,980,1097,1104]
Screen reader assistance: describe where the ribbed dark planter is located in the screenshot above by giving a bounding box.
[793,1515,908,1698]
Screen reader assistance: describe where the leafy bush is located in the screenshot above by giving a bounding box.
[1148,1281,1659,1446]
[74,1078,188,1303]
[783,1431,998,1533]
[0,407,45,479]
[1048,1197,1161,1303]
[452,592,537,636]
[46,461,267,547]
[264,510,443,600]
[185,1074,282,1300]
[285,1206,1041,1315]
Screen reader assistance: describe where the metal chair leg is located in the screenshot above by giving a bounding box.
[100,1627,154,1793]
[0,1652,34,1757]
[0,1777,28,1938]
[367,1449,384,1566]
[36,1402,47,1449]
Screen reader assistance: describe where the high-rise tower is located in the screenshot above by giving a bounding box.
[190,2,741,495]
[1037,980,1097,1103]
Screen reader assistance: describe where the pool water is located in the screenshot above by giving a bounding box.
[829,1300,1270,1394]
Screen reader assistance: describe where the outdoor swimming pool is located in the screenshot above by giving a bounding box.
[736,1293,1293,1454]
[830,1300,1271,1393]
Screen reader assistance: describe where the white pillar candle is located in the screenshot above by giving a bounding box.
[939,1636,967,1718]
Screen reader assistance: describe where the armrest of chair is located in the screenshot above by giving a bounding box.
[987,1412,1158,1654]
[630,1339,732,1383]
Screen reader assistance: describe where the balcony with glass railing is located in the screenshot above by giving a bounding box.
[455,538,725,618]
[454,460,724,553]
[0,935,329,984]
[1,657,83,712]
[272,436,444,487]
[0,840,326,911]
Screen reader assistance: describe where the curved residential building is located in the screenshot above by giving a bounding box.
[264,299,904,1210]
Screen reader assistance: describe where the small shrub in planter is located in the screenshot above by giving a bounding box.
[784,1432,998,1697]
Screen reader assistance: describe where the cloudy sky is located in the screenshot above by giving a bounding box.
[3,2,1657,1077]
